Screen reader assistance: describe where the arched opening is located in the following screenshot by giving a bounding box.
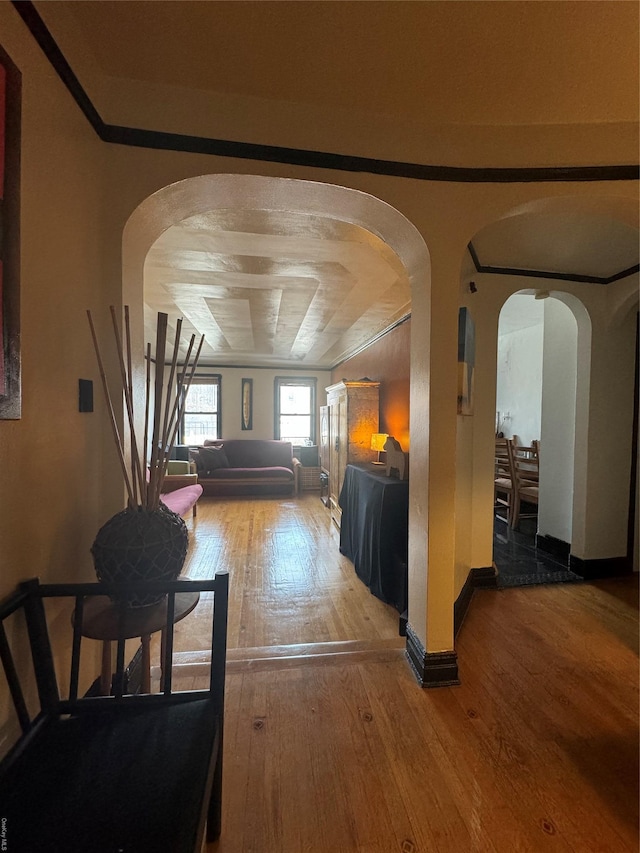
[494,290,583,585]
[122,173,431,651]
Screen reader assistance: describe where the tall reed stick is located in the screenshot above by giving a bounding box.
[152,333,204,509]
[88,307,204,513]
[147,312,168,510]
[158,318,183,479]
[110,306,144,507]
[86,310,136,507]
[124,306,146,505]
[142,342,151,509]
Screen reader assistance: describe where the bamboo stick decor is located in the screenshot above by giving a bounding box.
[87,308,204,511]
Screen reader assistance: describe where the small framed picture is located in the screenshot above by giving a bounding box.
[241,378,253,430]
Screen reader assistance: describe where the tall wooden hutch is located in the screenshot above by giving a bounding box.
[323,380,380,528]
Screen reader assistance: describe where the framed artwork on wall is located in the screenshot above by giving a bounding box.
[457,307,475,416]
[0,46,21,420]
[241,378,253,430]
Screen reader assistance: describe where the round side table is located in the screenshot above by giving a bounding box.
[79,591,200,695]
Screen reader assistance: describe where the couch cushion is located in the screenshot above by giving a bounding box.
[160,484,203,517]
[191,446,229,475]
[209,466,293,481]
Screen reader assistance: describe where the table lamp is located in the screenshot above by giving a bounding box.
[370,433,389,464]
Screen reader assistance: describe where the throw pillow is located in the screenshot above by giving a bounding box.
[198,446,230,473]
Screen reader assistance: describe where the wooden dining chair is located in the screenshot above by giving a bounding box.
[494,437,514,524]
[508,441,540,529]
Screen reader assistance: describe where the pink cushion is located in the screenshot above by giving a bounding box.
[160,484,203,517]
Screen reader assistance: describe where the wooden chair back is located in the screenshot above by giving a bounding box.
[508,441,540,528]
[494,437,513,523]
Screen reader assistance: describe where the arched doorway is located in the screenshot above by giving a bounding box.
[121,173,431,647]
[494,290,582,585]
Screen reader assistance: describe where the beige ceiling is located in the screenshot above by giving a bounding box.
[473,212,640,279]
[145,209,411,368]
[45,1,640,127]
[35,1,640,369]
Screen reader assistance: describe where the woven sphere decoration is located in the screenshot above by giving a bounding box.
[91,505,189,607]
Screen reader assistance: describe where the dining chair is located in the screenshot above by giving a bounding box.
[508,441,540,529]
[494,437,514,524]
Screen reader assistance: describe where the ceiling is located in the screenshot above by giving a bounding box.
[472,212,640,281]
[32,1,640,369]
[144,208,411,368]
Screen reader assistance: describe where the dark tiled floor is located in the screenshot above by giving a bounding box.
[493,512,582,588]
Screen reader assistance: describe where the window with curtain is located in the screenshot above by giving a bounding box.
[274,377,316,444]
[180,375,221,445]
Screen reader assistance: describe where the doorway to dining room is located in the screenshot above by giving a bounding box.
[494,291,582,587]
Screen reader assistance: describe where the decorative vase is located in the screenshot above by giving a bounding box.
[91,504,189,607]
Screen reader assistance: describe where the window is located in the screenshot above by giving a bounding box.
[275,377,316,444]
[180,376,221,445]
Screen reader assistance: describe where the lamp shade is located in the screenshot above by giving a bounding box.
[370,433,389,452]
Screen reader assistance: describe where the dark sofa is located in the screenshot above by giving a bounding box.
[190,439,300,497]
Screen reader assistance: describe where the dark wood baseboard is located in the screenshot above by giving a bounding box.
[569,555,632,580]
[454,566,498,637]
[399,609,408,637]
[405,624,459,688]
[536,534,570,563]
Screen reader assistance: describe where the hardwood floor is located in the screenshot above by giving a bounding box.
[173,493,403,654]
[168,495,639,852]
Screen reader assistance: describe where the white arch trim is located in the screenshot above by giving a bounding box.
[123,173,430,302]
[121,171,434,658]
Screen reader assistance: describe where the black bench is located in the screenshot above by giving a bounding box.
[0,573,229,853]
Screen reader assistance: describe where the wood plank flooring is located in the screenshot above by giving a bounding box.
[173,493,403,654]
[167,495,638,852]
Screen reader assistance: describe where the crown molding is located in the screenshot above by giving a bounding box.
[468,242,639,285]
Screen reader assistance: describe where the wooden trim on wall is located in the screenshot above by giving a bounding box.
[405,624,460,688]
[569,555,632,580]
[468,242,640,286]
[535,534,571,563]
[11,1,640,186]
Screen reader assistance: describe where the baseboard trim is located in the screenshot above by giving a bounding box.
[536,534,570,563]
[569,555,632,580]
[454,566,498,637]
[405,624,459,688]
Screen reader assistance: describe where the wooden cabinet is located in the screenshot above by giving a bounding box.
[325,380,379,528]
[319,405,331,506]
[319,405,330,471]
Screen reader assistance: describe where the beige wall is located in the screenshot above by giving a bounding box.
[0,5,119,745]
[0,6,123,594]
[214,366,331,441]
[333,319,411,452]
